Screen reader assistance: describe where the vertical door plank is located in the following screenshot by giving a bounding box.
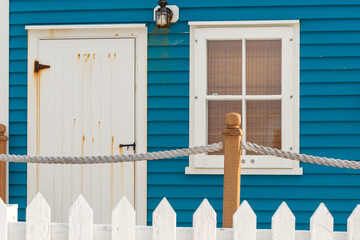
[62,54,76,222]
[72,53,83,205]
[114,43,135,206]
[38,48,56,216]
[53,54,64,221]
[91,53,102,224]
[0,198,7,239]
[100,53,112,222]
[310,203,333,240]
[112,197,136,240]
[26,193,51,240]
[193,199,216,240]
[108,53,124,204]
[233,200,256,240]
[272,202,295,240]
[81,54,93,208]
[110,53,122,207]
[152,198,176,240]
[69,195,93,240]
[348,205,360,240]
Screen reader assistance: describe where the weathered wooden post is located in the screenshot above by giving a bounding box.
[0,124,8,202]
[223,112,243,228]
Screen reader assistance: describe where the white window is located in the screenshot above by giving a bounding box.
[187,21,301,175]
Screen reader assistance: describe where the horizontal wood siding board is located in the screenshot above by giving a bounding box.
[148,84,189,97]
[301,69,360,83]
[148,109,189,121]
[300,82,360,95]
[148,46,189,59]
[147,173,360,187]
[9,0,360,12]
[148,185,360,199]
[8,0,360,229]
[148,72,189,84]
[148,122,189,135]
[300,122,360,135]
[300,96,360,109]
[8,20,360,37]
[301,44,360,57]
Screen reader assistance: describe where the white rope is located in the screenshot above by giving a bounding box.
[0,141,359,169]
[0,142,224,164]
[241,141,360,170]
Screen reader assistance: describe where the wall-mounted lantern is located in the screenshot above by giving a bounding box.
[154,1,179,28]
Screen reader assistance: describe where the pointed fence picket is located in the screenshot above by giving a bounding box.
[3,193,360,239]
[233,200,256,240]
[272,202,295,240]
[26,193,51,240]
[310,203,334,240]
[193,199,217,240]
[152,198,176,240]
[69,195,93,240]
[112,197,135,240]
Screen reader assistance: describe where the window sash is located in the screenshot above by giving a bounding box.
[192,27,295,169]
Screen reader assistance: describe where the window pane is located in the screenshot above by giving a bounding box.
[207,40,242,95]
[208,101,242,155]
[246,40,281,95]
[246,100,281,155]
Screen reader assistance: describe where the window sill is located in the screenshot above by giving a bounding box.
[185,166,303,175]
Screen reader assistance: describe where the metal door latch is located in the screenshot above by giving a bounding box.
[34,60,51,73]
[119,142,136,151]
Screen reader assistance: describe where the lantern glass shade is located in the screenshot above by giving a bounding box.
[156,10,171,28]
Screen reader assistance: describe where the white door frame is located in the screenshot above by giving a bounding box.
[0,0,9,203]
[26,24,148,225]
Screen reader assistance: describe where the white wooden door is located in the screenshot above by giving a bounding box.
[32,38,135,223]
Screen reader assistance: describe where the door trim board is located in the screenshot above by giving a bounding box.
[0,0,9,203]
[26,24,148,225]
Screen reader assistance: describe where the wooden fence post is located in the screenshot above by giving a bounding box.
[0,124,7,202]
[223,113,243,228]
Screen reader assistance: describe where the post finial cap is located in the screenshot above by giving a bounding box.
[225,113,241,129]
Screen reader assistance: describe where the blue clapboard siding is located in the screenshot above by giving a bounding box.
[8,0,360,229]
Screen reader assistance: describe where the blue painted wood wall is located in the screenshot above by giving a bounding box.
[9,0,360,230]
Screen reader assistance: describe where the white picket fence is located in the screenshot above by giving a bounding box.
[1,193,360,240]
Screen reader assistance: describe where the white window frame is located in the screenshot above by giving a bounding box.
[186,20,302,175]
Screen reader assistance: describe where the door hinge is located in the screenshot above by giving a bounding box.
[34,60,51,73]
[119,142,136,151]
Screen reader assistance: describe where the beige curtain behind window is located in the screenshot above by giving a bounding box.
[208,101,242,155]
[246,100,281,155]
[246,40,281,95]
[207,40,242,95]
